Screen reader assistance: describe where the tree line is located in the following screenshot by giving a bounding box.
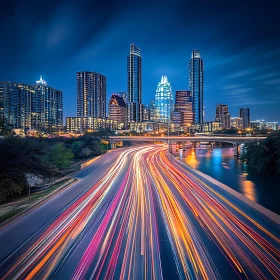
[241,131,280,175]
[0,117,112,202]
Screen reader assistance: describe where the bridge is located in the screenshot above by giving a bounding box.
[109,136,266,156]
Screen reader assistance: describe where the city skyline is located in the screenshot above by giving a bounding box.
[1,1,279,123]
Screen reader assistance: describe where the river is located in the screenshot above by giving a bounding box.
[173,146,280,215]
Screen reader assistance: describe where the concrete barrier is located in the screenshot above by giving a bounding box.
[80,156,101,170]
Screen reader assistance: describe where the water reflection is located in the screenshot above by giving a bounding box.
[240,179,257,202]
[173,147,261,204]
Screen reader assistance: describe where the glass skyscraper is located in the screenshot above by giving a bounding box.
[239,108,250,129]
[77,72,106,118]
[155,76,173,123]
[127,43,143,122]
[189,49,204,124]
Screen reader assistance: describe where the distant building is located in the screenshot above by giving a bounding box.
[108,94,127,129]
[174,90,193,130]
[171,111,181,127]
[143,105,150,121]
[66,117,117,133]
[216,104,230,129]
[148,100,157,121]
[189,49,204,124]
[193,121,222,132]
[250,120,278,130]
[155,76,173,123]
[239,108,250,129]
[0,76,63,131]
[77,71,106,118]
[231,117,243,130]
[127,43,143,122]
[264,121,278,130]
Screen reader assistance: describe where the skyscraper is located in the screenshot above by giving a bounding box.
[174,90,193,128]
[189,49,204,124]
[115,92,127,104]
[0,77,63,131]
[77,72,106,118]
[127,43,143,122]
[108,94,127,128]
[155,76,173,123]
[216,104,230,129]
[239,108,250,129]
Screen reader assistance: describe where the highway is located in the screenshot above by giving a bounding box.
[0,145,279,279]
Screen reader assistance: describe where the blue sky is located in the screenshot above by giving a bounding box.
[1,0,280,122]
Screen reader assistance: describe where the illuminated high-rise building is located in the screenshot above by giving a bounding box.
[108,94,127,128]
[216,104,230,129]
[155,76,173,123]
[239,108,250,129]
[231,117,243,130]
[0,76,63,131]
[189,49,204,124]
[77,71,106,118]
[127,43,143,122]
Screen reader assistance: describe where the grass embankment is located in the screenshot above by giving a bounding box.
[0,178,76,225]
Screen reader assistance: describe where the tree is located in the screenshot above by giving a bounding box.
[0,138,53,202]
[47,143,74,169]
[241,132,280,175]
[0,116,15,138]
[71,141,86,158]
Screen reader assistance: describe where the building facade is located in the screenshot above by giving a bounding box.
[216,104,230,129]
[0,76,63,131]
[148,100,157,121]
[239,108,250,129]
[231,117,243,130]
[66,117,117,133]
[250,120,278,130]
[155,76,173,123]
[115,92,127,104]
[77,72,106,118]
[192,121,222,133]
[264,122,278,130]
[108,94,127,128]
[189,49,204,124]
[127,43,143,122]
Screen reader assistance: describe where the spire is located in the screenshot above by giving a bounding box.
[36,75,47,85]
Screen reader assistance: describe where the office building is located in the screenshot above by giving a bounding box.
[155,76,173,123]
[108,94,127,128]
[115,92,127,104]
[216,104,230,129]
[0,76,63,131]
[66,117,117,133]
[174,90,193,129]
[143,105,150,121]
[189,49,204,124]
[148,100,157,121]
[239,108,250,129]
[231,117,243,130]
[77,71,106,118]
[127,43,143,122]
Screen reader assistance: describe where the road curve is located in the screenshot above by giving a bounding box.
[0,145,279,279]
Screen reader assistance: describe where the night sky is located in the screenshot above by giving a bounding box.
[1,0,280,122]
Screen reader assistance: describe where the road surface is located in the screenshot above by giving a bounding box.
[0,145,279,279]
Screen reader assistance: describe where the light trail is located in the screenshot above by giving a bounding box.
[0,145,279,279]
